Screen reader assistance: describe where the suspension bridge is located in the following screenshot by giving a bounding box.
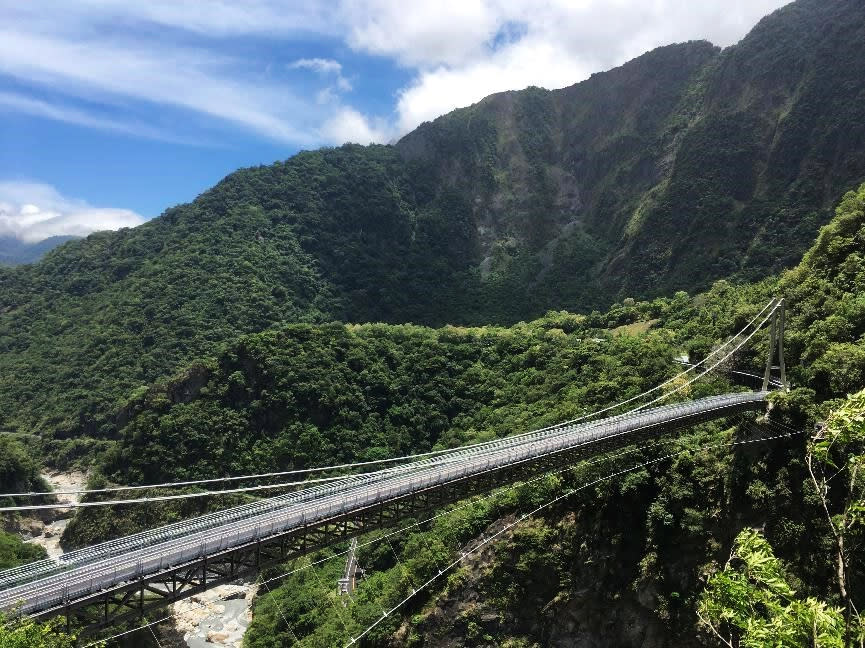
[0,298,791,641]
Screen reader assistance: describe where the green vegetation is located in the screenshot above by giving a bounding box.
[780,185,865,400]
[697,387,865,646]
[2,3,865,646]
[0,614,80,648]
[61,310,702,546]
[31,177,865,642]
[0,436,54,540]
[242,416,801,646]
[0,436,49,572]
[0,436,41,495]
[100,319,680,484]
[240,182,865,645]
[13,177,865,646]
[0,532,45,571]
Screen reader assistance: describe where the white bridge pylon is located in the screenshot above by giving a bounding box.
[762,297,788,392]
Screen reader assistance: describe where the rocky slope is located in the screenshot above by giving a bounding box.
[399,0,865,305]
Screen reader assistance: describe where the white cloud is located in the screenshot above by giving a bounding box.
[0,91,195,143]
[343,0,791,135]
[318,107,393,145]
[290,58,342,75]
[0,28,317,145]
[395,35,596,132]
[340,0,502,67]
[3,2,336,40]
[289,57,353,93]
[0,181,145,243]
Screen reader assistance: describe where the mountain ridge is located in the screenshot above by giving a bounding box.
[0,235,78,266]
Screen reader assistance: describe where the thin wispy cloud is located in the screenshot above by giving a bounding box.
[0,91,198,143]
[0,28,317,146]
[290,57,353,106]
[290,58,351,88]
[2,2,337,40]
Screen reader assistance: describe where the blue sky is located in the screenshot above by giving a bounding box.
[0,0,789,243]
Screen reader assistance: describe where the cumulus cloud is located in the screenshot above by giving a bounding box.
[395,34,596,132]
[341,0,501,67]
[341,0,791,135]
[0,181,145,243]
[318,107,393,145]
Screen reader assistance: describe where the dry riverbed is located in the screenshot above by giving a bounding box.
[22,470,87,559]
[172,584,258,648]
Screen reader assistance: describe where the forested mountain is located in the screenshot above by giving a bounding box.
[4,181,865,646]
[403,0,865,297]
[3,1,865,646]
[1,0,864,455]
[0,236,77,266]
[89,182,865,493]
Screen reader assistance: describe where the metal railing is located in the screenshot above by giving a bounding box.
[0,391,767,617]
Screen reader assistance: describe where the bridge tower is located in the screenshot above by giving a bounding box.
[762,298,788,392]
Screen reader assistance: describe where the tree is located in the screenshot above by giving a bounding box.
[699,388,865,648]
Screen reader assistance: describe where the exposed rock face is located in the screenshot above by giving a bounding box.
[396,0,865,307]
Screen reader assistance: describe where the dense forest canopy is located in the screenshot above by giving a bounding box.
[236,183,865,647]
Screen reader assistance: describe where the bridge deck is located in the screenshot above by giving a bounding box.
[0,391,767,627]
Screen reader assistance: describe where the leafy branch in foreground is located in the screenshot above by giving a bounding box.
[807,388,865,645]
[698,528,861,647]
[700,390,865,647]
